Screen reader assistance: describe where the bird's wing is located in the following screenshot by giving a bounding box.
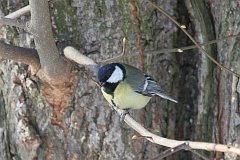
[137,75,178,103]
[122,64,178,103]
[122,64,146,88]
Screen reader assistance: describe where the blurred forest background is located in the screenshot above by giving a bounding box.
[0,0,239,159]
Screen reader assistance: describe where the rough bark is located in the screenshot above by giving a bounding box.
[209,1,240,159]
[0,0,239,160]
[184,0,218,159]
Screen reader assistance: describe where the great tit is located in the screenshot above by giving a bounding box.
[98,63,177,111]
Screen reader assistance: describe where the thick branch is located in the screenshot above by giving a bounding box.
[63,46,240,156]
[0,41,40,74]
[29,0,71,79]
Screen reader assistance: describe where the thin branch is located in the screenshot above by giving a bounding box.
[29,0,71,79]
[0,17,26,29]
[146,0,240,77]
[114,106,240,155]
[63,46,99,73]
[0,41,40,74]
[189,149,210,160]
[63,46,240,156]
[0,5,30,29]
[99,34,240,64]
[5,5,30,19]
[151,142,210,160]
[0,5,38,74]
[146,34,240,55]
[151,143,191,160]
[100,53,125,64]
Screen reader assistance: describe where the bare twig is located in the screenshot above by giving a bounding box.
[63,46,240,156]
[0,5,38,74]
[99,34,240,64]
[151,143,190,160]
[122,37,127,55]
[100,38,126,65]
[0,5,30,29]
[5,5,30,19]
[63,46,99,73]
[146,0,240,77]
[0,17,26,29]
[115,106,240,155]
[0,41,40,74]
[189,149,210,160]
[146,34,240,55]
[151,143,210,160]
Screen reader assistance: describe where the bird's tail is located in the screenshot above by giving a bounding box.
[143,77,178,103]
[155,91,178,103]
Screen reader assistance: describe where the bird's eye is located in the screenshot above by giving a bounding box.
[105,71,112,79]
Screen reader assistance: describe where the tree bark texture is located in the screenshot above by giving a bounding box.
[0,0,239,160]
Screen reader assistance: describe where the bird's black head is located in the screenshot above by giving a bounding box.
[98,63,126,94]
[98,63,126,84]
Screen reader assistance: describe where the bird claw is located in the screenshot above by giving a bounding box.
[109,104,115,110]
[120,109,130,122]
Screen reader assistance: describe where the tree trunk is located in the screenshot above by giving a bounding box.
[0,0,239,159]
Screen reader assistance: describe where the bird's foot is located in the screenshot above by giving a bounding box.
[120,109,130,122]
[109,104,115,110]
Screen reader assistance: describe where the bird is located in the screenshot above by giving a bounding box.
[98,63,177,116]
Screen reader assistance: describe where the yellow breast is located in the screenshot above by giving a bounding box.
[101,82,151,109]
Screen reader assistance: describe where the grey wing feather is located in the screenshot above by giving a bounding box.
[136,75,178,103]
[122,64,178,103]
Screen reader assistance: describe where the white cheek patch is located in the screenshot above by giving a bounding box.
[107,66,123,83]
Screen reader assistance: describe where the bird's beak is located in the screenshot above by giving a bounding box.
[99,82,105,87]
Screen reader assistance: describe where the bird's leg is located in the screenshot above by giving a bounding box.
[120,109,130,122]
[109,99,117,110]
[109,104,115,110]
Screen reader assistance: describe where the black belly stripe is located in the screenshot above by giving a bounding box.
[102,82,118,106]
[111,99,116,106]
[103,82,118,95]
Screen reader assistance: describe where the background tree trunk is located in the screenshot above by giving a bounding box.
[0,0,239,159]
